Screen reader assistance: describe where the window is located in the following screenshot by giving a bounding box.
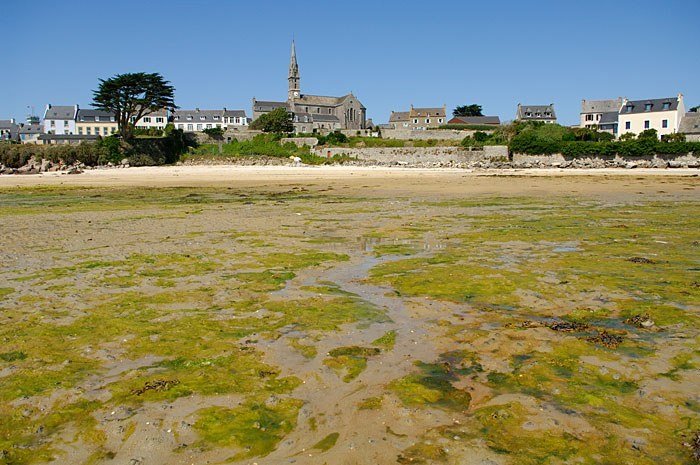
[663,102,670,110]
[438,118,443,123]
[213,116,220,120]
[206,124,212,129]
[86,127,91,135]
[413,119,418,124]
[644,120,650,129]
[425,119,430,124]
[78,128,83,135]
[626,105,633,113]
[586,114,594,121]
[103,127,108,135]
[143,117,151,123]
[200,116,206,121]
[64,120,69,125]
[196,124,202,130]
[51,120,55,126]
[186,116,193,121]
[187,124,193,131]
[625,121,631,130]
[662,119,668,128]
[111,128,116,134]
[645,103,652,111]
[156,117,164,123]
[216,124,221,128]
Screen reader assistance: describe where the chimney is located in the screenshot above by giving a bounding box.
[196,108,200,112]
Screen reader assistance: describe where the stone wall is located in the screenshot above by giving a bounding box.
[381,128,491,140]
[511,153,700,169]
[281,137,319,147]
[312,145,508,166]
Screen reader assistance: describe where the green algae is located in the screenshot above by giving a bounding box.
[372,330,397,350]
[0,287,14,300]
[194,398,303,459]
[358,396,383,410]
[288,338,318,359]
[389,353,474,411]
[311,432,339,451]
[397,442,447,464]
[324,346,381,382]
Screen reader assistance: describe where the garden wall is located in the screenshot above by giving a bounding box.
[381,128,486,141]
[511,152,700,168]
[313,145,508,165]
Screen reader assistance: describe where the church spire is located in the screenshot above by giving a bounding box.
[288,40,300,100]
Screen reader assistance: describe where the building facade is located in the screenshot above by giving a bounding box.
[252,41,366,133]
[19,123,42,144]
[678,112,700,142]
[172,108,248,132]
[387,106,446,130]
[0,119,19,141]
[43,104,78,135]
[76,109,118,137]
[617,94,685,138]
[580,98,623,131]
[516,104,557,124]
[134,110,168,130]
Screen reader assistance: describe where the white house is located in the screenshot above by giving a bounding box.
[173,108,248,132]
[133,109,168,130]
[618,94,685,138]
[43,104,78,135]
[580,98,623,132]
[516,104,557,124]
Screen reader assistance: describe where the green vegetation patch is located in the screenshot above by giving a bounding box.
[372,330,397,350]
[324,346,381,382]
[357,396,383,410]
[194,398,303,459]
[311,432,340,451]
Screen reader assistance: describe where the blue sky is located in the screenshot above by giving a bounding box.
[2,0,699,125]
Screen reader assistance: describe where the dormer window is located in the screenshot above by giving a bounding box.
[645,103,652,111]
[186,116,193,121]
[663,102,671,110]
[626,105,633,113]
[200,116,206,121]
[214,115,220,120]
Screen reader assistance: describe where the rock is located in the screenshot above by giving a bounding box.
[625,162,638,169]
[40,159,52,172]
[120,158,129,165]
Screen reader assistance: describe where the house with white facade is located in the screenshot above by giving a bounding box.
[43,104,78,135]
[76,109,118,137]
[580,98,623,133]
[618,94,685,138]
[133,109,169,130]
[516,104,557,124]
[173,108,248,132]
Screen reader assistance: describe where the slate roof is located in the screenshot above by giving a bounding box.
[581,98,623,114]
[44,105,77,120]
[76,109,116,122]
[517,104,556,120]
[598,112,619,125]
[309,113,340,123]
[389,111,410,122]
[619,97,679,115]
[253,101,288,112]
[448,116,501,125]
[19,123,42,134]
[38,134,99,141]
[172,109,224,123]
[223,109,247,118]
[0,119,17,130]
[679,112,700,134]
[410,107,446,118]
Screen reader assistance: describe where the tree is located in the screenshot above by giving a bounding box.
[92,72,176,140]
[637,128,658,140]
[453,104,483,117]
[690,105,699,113]
[250,107,294,133]
[202,127,224,139]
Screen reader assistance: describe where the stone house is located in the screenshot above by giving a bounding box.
[516,104,557,124]
[580,98,623,132]
[43,104,78,135]
[678,112,700,142]
[389,106,446,130]
[76,109,118,137]
[618,94,685,138]
[252,41,366,133]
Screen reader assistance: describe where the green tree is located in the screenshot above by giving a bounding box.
[618,132,636,141]
[637,128,658,140]
[92,72,176,140]
[202,127,224,139]
[689,105,699,112]
[250,107,294,133]
[453,104,483,117]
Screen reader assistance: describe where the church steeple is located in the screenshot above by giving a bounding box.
[288,40,300,101]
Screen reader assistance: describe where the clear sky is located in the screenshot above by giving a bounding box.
[2,0,699,126]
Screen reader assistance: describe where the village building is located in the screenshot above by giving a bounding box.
[76,109,118,137]
[447,115,501,125]
[252,41,366,133]
[618,94,685,138]
[580,98,623,133]
[19,123,42,144]
[173,108,248,132]
[678,112,700,142]
[133,110,169,130]
[0,119,19,141]
[43,104,78,135]
[389,106,446,130]
[516,104,557,124]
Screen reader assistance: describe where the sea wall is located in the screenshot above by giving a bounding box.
[313,145,509,165]
[511,153,700,168]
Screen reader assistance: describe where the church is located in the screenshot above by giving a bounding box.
[252,42,367,133]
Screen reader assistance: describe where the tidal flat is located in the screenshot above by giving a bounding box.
[0,174,698,465]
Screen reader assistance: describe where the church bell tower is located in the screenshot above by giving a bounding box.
[288,40,300,101]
